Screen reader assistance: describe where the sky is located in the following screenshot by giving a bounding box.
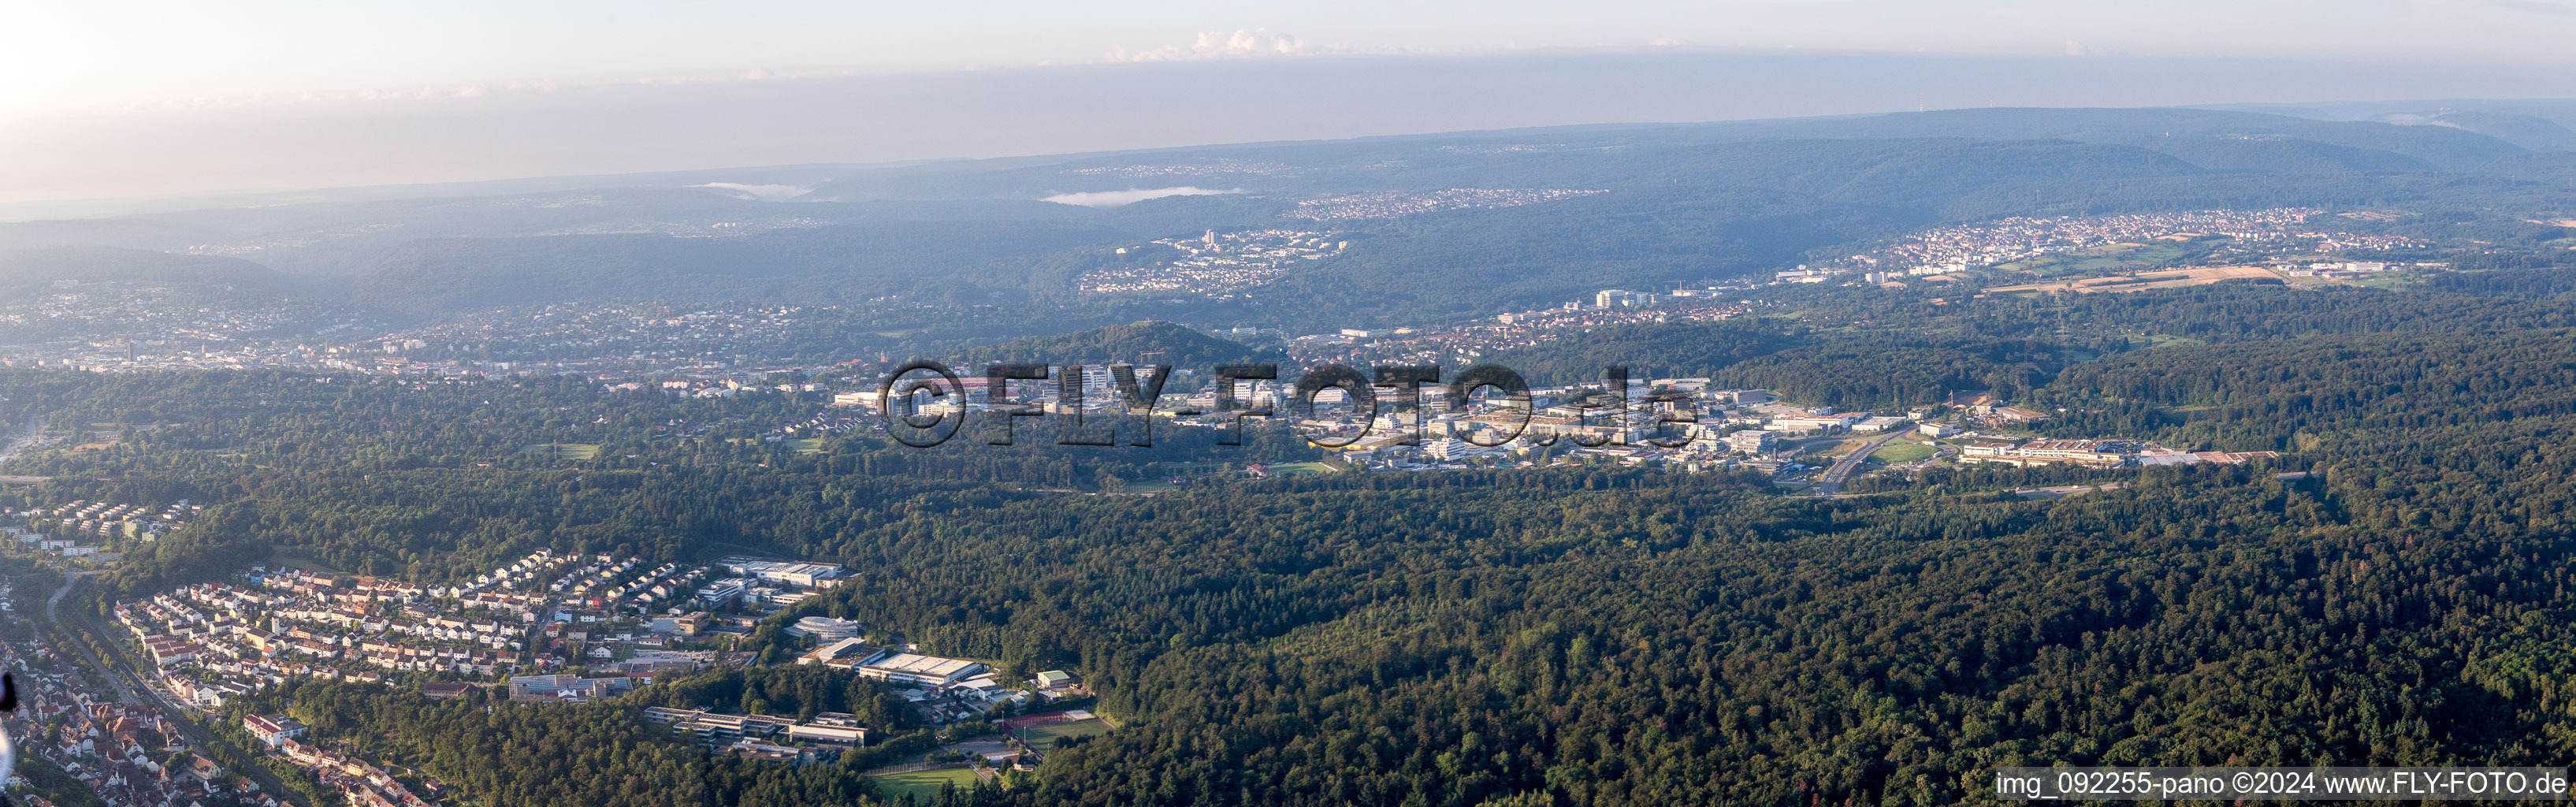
[8,0,2576,209]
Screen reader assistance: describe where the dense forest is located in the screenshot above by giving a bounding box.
[20,260,2576,805]
[236,679,915,807]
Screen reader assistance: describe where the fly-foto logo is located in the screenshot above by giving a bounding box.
[874,360,1695,449]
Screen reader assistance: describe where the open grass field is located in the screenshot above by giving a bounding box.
[782,438,827,454]
[264,550,351,575]
[519,443,602,460]
[1872,442,1937,463]
[1791,437,1864,458]
[1809,437,1869,458]
[1267,461,1337,477]
[1986,265,2278,295]
[1015,716,1113,749]
[1985,240,2212,278]
[869,767,980,800]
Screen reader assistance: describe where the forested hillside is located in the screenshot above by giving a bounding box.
[12,105,2576,807]
[0,247,297,300]
[18,268,2576,804]
[951,321,1284,374]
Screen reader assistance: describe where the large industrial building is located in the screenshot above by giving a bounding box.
[716,556,847,589]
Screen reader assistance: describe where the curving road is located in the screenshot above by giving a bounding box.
[1812,431,1907,496]
[46,569,140,705]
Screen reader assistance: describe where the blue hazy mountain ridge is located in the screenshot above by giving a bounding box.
[348,137,2212,318]
[786,106,2541,204]
[2393,111,2576,154]
[351,218,1128,315]
[2,106,2568,322]
[2202,98,2576,153]
[7,104,2544,237]
[0,246,293,299]
[1623,106,2536,171]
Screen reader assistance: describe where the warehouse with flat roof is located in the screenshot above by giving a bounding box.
[855,653,987,686]
[715,556,846,589]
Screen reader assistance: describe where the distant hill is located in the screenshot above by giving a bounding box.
[1538,106,2530,173]
[351,219,1129,315]
[0,247,295,301]
[2209,99,2576,153]
[2408,112,2576,153]
[2,104,2560,329]
[1243,138,2236,329]
[950,321,1283,374]
[1481,320,1793,386]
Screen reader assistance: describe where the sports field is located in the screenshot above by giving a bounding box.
[869,767,979,800]
[1004,710,1113,748]
[1023,717,1111,747]
[1266,461,1337,477]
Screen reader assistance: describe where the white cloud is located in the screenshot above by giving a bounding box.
[1108,30,1329,62]
[689,182,810,200]
[1042,186,1242,206]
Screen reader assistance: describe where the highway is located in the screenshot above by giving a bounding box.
[1812,431,1907,496]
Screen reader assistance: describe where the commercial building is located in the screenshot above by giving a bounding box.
[787,616,864,641]
[1593,289,1657,308]
[798,638,887,667]
[243,714,307,747]
[1851,416,1910,433]
[854,653,987,687]
[1960,439,2131,468]
[507,674,632,701]
[1726,430,1778,455]
[716,556,846,589]
[785,724,869,746]
[1767,415,1857,435]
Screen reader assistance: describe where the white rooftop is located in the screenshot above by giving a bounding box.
[862,653,978,677]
